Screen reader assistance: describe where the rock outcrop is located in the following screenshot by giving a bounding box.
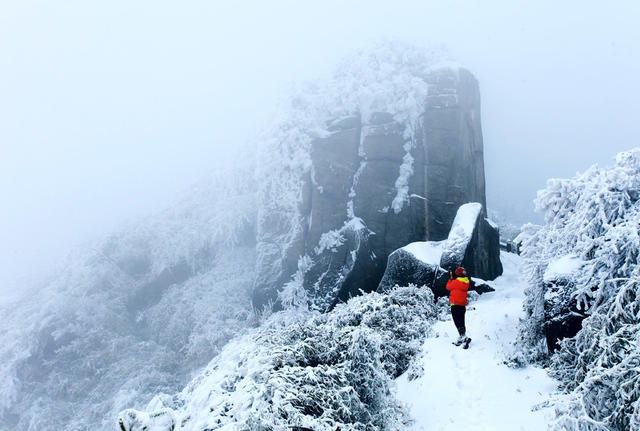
[378,203,499,299]
[377,248,448,296]
[439,202,502,277]
[253,67,502,311]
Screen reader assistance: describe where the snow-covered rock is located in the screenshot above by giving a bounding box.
[377,248,448,296]
[253,43,498,311]
[440,202,503,279]
[378,201,500,298]
[439,202,483,268]
[542,255,584,283]
[378,231,496,299]
[402,240,446,265]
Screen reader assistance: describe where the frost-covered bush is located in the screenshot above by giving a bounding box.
[119,286,437,431]
[518,148,640,430]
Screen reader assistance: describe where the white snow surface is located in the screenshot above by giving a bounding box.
[442,202,482,256]
[542,255,584,283]
[402,240,445,265]
[396,252,558,430]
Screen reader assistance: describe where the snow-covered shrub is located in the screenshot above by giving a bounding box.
[518,148,640,430]
[119,286,437,431]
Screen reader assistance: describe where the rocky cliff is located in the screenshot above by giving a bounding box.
[254,66,502,311]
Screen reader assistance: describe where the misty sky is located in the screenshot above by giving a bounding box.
[1,0,639,297]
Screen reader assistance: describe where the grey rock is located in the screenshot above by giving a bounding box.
[422,68,486,241]
[378,249,448,295]
[439,203,503,280]
[378,248,496,300]
[253,67,502,311]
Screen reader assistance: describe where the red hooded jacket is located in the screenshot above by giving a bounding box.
[446,276,470,306]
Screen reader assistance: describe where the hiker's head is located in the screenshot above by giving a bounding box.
[454,267,467,277]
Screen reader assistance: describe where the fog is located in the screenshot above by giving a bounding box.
[1,0,639,299]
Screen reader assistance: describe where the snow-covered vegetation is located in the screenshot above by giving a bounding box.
[0,158,258,431]
[119,286,437,431]
[518,148,640,430]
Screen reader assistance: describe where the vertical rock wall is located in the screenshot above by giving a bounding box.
[423,68,487,241]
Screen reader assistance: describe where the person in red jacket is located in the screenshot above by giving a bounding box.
[446,266,471,347]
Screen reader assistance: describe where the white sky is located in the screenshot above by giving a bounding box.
[1,0,639,297]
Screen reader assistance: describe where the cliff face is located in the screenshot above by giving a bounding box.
[253,67,502,311]
[423,68,487,240]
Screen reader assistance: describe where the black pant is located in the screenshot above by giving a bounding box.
[451,305,466,336]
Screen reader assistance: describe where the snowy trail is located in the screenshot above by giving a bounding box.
[396,252,557,431]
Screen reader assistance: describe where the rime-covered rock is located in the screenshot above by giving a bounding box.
[377,239,496,299]
[439,202,503,279]
[253,62,502,311]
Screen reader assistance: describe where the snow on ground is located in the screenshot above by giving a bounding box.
[396,252,557,431]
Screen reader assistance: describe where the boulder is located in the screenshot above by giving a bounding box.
[439,202,503,280]
[378,249,447,296]
[377,239,496,300]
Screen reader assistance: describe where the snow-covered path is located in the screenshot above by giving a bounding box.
[396,252,557,431]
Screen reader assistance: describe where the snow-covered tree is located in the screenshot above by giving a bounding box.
[518,148,640,430]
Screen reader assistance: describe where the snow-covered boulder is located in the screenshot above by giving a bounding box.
[378,238,496,298]
[540,261,587,353]
[439,202,503,280]
[377,248,448,296]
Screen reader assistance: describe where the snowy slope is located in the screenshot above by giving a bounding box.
[396,252,557,430]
